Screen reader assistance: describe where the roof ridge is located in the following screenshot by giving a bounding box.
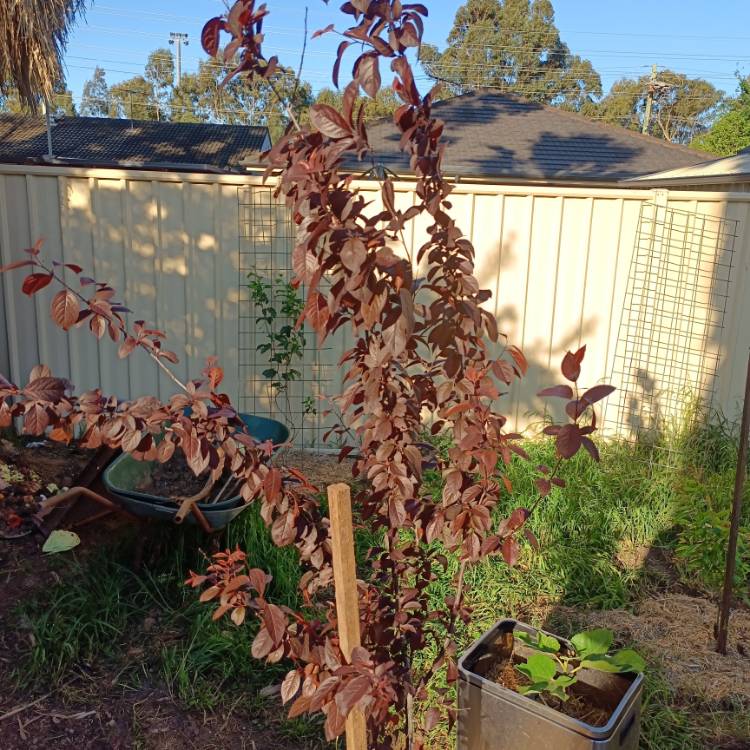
[0,113,267,132]
[427,88,714,159]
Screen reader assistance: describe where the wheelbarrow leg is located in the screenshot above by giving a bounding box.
[34,487,135,538]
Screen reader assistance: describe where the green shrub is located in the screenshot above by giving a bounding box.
[673,472,750,599]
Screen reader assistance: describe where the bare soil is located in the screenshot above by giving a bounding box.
[275,449,356,490]
[0,439,93,537]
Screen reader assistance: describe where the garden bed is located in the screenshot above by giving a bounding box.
[0,439,93,538]
[0,436,748,749]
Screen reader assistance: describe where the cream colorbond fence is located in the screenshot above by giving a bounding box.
[1,163,749,445]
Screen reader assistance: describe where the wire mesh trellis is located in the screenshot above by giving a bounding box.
[238,186,331,453]
[607,201,738,456]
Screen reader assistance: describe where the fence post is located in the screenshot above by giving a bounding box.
[717,348,750,654]
[328,483,367,750]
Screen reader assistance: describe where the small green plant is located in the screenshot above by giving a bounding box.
[247,269,307,438]
[516,628,645,702]
[674,473,750,599]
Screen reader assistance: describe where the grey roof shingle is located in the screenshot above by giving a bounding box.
[352,90,710,183]
[0,115,269,172]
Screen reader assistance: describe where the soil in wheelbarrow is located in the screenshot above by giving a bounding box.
[134,453,222,499]
[136,450,359,500]
[0,438,94,538]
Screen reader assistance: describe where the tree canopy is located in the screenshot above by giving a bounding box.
[419,0,602,110]
[1,79,76,116]
[78,50,311,139]
[581,70,723,144]
[692,77,750,156]
[315,87,400,123]
[80,67,108,117]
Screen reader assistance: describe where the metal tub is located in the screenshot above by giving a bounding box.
[458,619,643,750]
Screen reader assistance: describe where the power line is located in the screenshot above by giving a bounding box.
[64,53,740,89]
[89,5,750,43]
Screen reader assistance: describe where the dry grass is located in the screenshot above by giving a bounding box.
[579,595,750,704]
[0,0,87,109]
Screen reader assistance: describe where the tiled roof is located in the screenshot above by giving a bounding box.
[0,115,269,171]
[350,90,710,184]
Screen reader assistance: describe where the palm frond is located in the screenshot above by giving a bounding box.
[0,0,88,111]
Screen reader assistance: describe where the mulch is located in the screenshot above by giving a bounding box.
[573,595,750,704]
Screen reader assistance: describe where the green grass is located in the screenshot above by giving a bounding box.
[12,507,325,747]
[11,415,749,749]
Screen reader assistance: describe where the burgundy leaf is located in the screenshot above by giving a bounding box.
[251,627,273,660]
[335,675,370,716]
[22,273,53,296]
[581,436,600,462]
[502,537,521,567]
[309,104,353,139]
[201,17,224,56]
[288,693,312,719]
[354,52,381,98]
[281,670,301,704]
[312,23,335,39]
[333,40,350,89]
[24,403,49,434]
[0,259,34,273]
[561,351,581,382]
[524,528,540,551]
[556,423,582,459]
[247,568,268,596]
[581,384,616,407]
[509,346,528,376]
[263,603,288,646]
[25,239,43,256]
[538,384,574,399]
[536,477,551,497]
[23,377,68,403]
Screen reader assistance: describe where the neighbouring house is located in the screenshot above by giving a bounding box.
[345,90,709,187]
[0,115,271,172]
[623,145,750,193]
[0,97,748,446]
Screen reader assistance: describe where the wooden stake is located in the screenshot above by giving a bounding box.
[327,483,367,750]
[717,348,750,654]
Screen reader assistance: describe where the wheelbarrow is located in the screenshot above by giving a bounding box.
[38,414,290,535]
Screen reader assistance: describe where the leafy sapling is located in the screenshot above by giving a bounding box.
[515,628,645,702]
[247,269,307,439]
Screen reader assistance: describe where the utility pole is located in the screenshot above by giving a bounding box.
[642,64,658,135]
[642,65,673,136]
[169,32,189,88]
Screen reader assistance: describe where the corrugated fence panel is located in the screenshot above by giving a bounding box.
[716,200,750,419]
[122,179,160,399]
[2,175,39,385]
[2,164,750,445]
[60,176,102,394]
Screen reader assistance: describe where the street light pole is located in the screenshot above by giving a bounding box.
[169,32,189,88]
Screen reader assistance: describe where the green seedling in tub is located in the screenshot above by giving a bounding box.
[515,628,645,702]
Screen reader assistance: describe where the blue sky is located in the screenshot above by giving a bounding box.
[62,1,750,107]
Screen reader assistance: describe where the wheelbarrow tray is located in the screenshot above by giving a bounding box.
[103,452,248,528]
[101,413,288,529]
